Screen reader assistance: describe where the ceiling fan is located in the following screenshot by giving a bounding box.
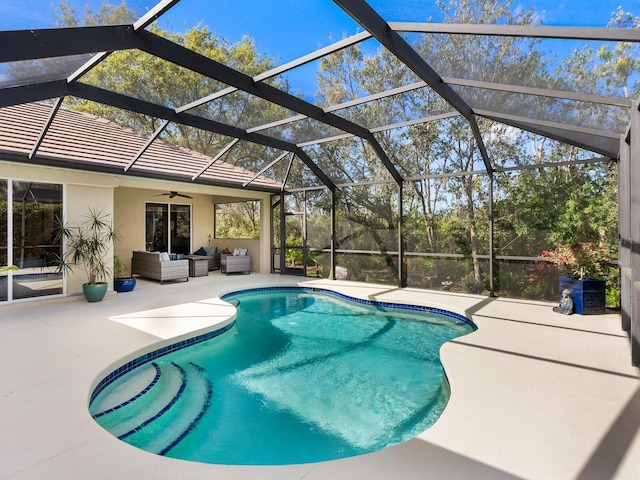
[153,191,193,199]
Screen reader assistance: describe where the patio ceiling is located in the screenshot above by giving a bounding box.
[0,0,636,192]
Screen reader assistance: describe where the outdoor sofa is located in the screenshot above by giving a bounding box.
[131,250,189,284]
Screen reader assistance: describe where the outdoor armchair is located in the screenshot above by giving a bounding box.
[220,248,250,274]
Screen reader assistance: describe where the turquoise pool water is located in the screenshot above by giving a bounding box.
[89,287,476,465]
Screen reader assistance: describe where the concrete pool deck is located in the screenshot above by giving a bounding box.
[0,273,638,479]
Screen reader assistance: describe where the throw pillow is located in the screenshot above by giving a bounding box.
[160,252,171,262]
[194,246,207,256]
[233,248,240,256]
[239,248,248,256]
[204,246,217,256]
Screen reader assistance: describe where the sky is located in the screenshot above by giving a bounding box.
[2,1,633,51]
[0,0,636,98]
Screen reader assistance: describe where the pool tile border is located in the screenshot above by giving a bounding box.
[90,321,235,404]
[222,286,477,329]
[91,363,162,419]
[117,362,188,441]
[159,362,213,456]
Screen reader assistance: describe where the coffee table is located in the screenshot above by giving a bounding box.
[184,255,209,277]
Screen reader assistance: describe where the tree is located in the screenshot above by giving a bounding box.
[597,7,640,99]
[50,1,290,175]
[215,201,260,239]
[405,0,546,284]
[54,1,136,26]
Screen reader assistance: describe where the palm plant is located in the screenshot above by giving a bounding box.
[54,208,119,285]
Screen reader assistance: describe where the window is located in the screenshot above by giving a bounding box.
[215,200,260,239]
[145,203,191,254]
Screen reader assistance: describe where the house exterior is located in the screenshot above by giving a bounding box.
[1,102,278,303]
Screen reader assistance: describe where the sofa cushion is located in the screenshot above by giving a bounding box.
[204,246,217,256]
[194,246,207,256]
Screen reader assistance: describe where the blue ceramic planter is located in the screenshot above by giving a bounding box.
[559,276,605,315]
[114,277,136,293]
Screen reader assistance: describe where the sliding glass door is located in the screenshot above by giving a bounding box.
[145,203,191,254]
[1,180,63,302]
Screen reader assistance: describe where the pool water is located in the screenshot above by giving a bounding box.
[89,288,475,465]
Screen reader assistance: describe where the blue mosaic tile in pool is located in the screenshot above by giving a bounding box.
[158,362,213,456]
[221,286,476,329]
[117,362,188,441]
[92,363,162,419]
[90,321,235,403]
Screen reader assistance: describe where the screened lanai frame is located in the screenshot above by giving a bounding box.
[1,0,639,365]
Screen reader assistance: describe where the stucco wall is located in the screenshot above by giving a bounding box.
[65,184,115,294]
[3,161,273,299]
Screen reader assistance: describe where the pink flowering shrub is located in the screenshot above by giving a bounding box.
[541,242,615,279]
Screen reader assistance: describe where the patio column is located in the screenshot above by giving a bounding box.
[331,188,336,280]
[279,192,286,274]
[398,182,406,288]
[629,100,640,367]
[619,126,631,334]
[302,190,308,276]
[488,171,495,297]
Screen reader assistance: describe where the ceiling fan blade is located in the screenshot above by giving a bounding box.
[152,191,192,199]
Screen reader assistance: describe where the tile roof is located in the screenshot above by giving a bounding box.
[0,102,281,192]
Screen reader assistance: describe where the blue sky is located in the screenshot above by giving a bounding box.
[1,1,632,57]
[1,1,632,44]
[162,1,631,73]
[0,0,636,98]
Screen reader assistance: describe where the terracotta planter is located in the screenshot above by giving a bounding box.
[559,276,605,315]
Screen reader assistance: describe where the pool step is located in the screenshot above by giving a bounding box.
[144,362,213,456]
[92,362,185,439]
[111,361,212,455]
[90,363,161,417]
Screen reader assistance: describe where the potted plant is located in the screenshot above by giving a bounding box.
[54,207,119,302]
[113,255,136,293]
[541,242,614,314]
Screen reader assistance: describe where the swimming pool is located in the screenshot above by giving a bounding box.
[89,287,476,465]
